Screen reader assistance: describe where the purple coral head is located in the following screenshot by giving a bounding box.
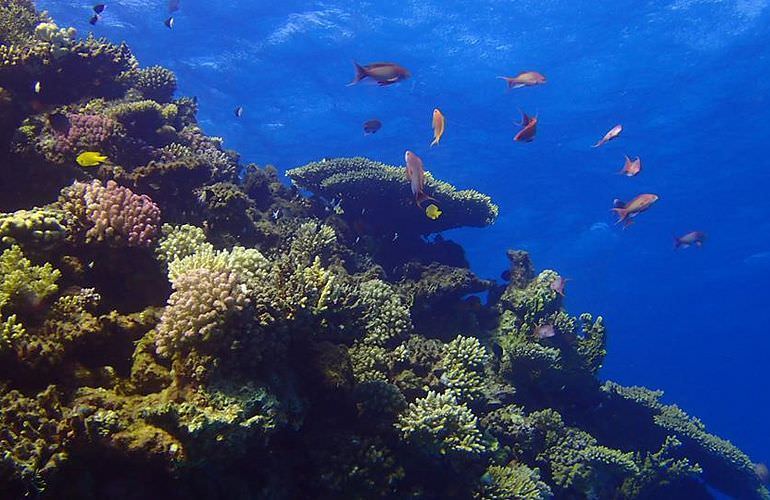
[52,113,116,158]
[64,179,161,247]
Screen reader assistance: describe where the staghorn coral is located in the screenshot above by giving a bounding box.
[58,179,161,247]
[395,390,486,456]
[287,156,498,235]
[133,66,177,103]
[620,436,703,498]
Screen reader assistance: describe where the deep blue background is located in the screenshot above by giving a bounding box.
[40,0,769,461]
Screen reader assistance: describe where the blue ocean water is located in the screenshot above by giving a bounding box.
[40,0,770,464]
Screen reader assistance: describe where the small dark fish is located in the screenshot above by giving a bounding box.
[534,324,556,340]
[490,342,503,359]
[551,276,568,297]
[234,106,243,118]
[500,270,511,281]
[363,119,382,134]
[168,0,180,13]
[93,4,106,14]
[674,231,706,249]
[89,14,99,25]
[164,16,174,29]
[48,112,71,136]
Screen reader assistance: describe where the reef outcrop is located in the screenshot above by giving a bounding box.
[0,2,765,499]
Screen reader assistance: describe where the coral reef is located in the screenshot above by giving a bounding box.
[287,156,498,235]
[0,5,765,500]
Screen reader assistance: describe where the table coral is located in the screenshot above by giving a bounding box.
[287,156,498,235]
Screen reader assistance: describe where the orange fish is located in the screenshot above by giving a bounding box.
[619,155,641,176]
[593,124,622,147]
[497,71,546,89]
[611,194,659,227]
[514,110,537,142]
[405,150,435,207]
[348,62,411,86]
[431,108,445,147]
[674,231,706,249]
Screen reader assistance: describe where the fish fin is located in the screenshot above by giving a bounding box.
[591,141,603,148]
[695,241,703,247]
[430,137,439,147]
[512,83,525,89]
[347,62,367,86]
[673,236,681,249]
[496,76,512,88]
[611,207,627,224]
[415,191,436,208]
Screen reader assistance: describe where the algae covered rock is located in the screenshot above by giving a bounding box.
[287,156,498,235]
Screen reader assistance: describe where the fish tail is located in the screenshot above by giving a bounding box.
[348,62,367,86]
[673,236,682,249]
[430,137,439,147]
[415,191,435,208]
[611,207,627,224]
[496,76,512,88]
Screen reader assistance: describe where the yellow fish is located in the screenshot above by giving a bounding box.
[425,203,442,220]
[76,151,108,167]
[431,108,445,147]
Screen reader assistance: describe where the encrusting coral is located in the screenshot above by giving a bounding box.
[0,4,766,499]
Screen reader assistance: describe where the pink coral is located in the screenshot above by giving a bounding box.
[51,113,116,159]
[59,179,160,247]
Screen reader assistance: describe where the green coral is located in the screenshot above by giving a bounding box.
[156,223,212,267]
[133,65,177,103]
[477,462,552,500]
[0,244,60,313]
[438,335,487,403]
[620,436,703,498]
[530,409,638,496]
[358,279,411,346]
[287,157,498,235]
[0,208,70,250]
[0,385,70,492]
[395,390,485,456]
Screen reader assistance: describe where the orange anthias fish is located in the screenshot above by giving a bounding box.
[348,62,411,86]
[497,71,546,89]
[404,150,435,207]
[592,124,623,148]
[550,276,569,297]
[674,231,706,249]
[431,108,445,147]
[611,194,659,227]
[619,155,641,176]
[514,110,537,142]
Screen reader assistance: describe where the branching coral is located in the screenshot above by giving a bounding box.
[155,223,212,267]
[0,385,70,493]
[58,180,161,247]
[395,390,485,456]
[0,208,70,250]
[133,66,177,103]
[477,461,552,500]
[438,335,487,403]
[0,244,60,316]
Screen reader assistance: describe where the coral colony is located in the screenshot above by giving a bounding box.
[0,2,766,499]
